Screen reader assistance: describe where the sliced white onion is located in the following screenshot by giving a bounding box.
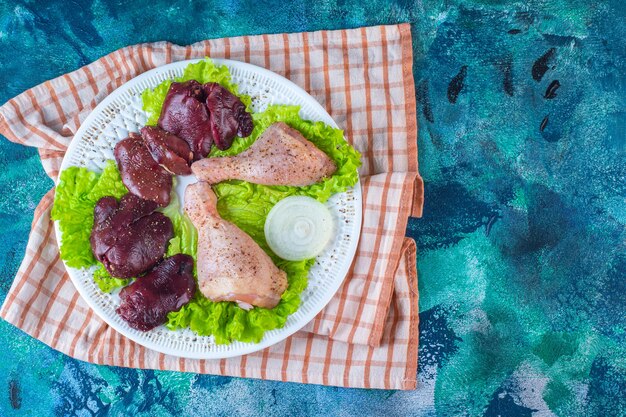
[264,196,334,261]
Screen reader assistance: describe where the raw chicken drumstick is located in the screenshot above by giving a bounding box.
[191,122,336,187]
[184,182,288,309]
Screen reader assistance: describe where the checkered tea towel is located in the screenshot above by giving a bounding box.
[0,23,423,389]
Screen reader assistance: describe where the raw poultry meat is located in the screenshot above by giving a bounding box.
[184,182,288,309]
[157,80,214,160]
[191,122,336,186]
[117,254,196,331]
[157,80,253,157]
[90,194,173,278]
[140,126,193,175]
[203,82,253,150]
[114,133,173,206]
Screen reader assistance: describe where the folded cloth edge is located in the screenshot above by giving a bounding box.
[367,171,418,347]
[398,23,424,219]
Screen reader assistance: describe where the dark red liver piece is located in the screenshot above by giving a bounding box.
[116,254,196,331]
[140,126,193,175]
[157,80,214,160]
[203,82,253,150]
[90,194,173,278]
[114,133,173,206]
[157,80,253,156]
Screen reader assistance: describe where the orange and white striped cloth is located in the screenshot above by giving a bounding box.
[0,23,423,389]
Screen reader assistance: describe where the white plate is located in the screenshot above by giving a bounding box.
[55,59,362,359]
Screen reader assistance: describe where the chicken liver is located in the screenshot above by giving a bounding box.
[140,126,193,175]
[90,194,173,278]
[204,82,253,150]
[157,80,214,160]
[114,133,173,206]
[116,254,196,331]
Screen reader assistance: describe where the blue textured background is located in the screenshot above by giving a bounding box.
[1,1,625,416]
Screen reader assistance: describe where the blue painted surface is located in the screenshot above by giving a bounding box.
[1,0,625,415]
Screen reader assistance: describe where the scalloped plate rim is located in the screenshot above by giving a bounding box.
[54,58,362,359]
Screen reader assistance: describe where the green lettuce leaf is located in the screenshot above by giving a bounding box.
[141,58,252,126]
[93,263,131,293]
[159,189,198,260]
[51,160,128,268]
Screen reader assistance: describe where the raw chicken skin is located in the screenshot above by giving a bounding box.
[191,122,336,186]
[184,182,288,309]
